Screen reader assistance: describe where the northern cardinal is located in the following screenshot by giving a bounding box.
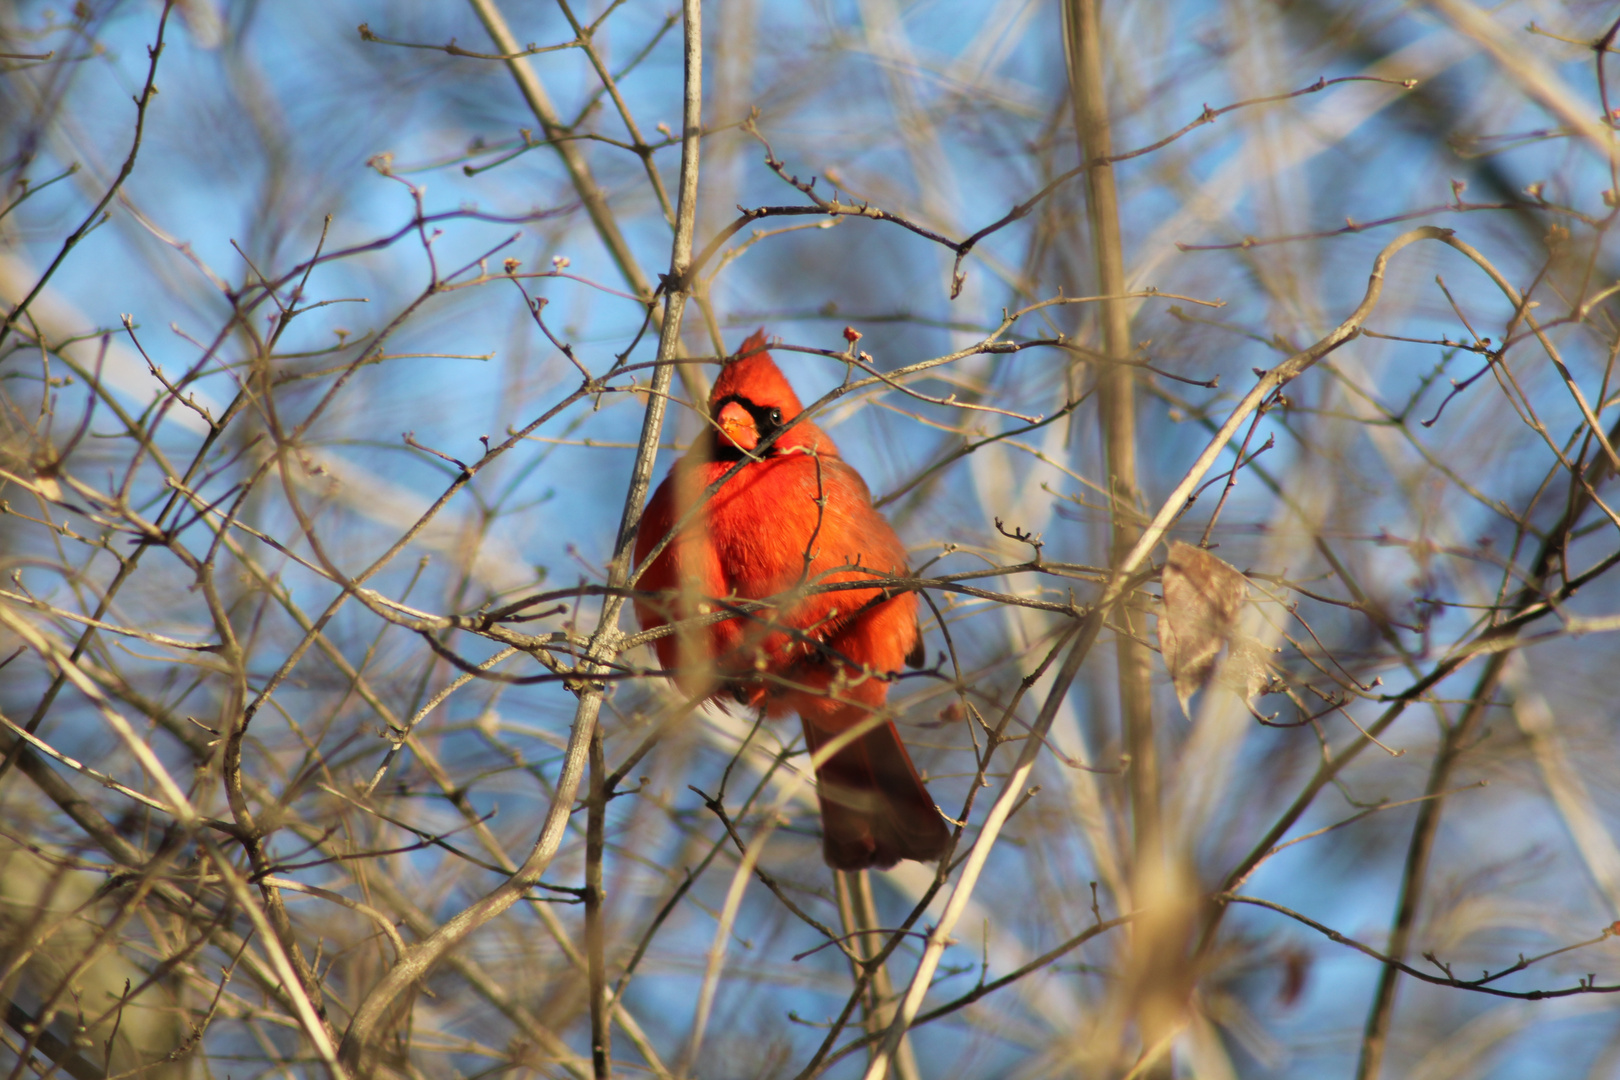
[632,330,950,870]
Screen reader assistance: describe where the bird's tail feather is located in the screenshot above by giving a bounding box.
[800,710,950,871]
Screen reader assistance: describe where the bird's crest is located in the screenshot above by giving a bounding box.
[711,328,804,418]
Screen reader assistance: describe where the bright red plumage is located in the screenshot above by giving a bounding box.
[633,329,949,870]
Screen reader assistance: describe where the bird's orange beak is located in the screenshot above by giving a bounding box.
[716,400,759,451]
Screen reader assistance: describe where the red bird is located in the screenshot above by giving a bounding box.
[632,330,950,870]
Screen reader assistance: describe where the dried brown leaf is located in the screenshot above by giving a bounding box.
[1158,541,1254,717]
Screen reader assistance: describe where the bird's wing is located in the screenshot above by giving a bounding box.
[633,467,732,678]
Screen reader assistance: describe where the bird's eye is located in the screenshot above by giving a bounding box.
[768,407,783,426]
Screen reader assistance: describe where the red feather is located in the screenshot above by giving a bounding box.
[633,329,949,870]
